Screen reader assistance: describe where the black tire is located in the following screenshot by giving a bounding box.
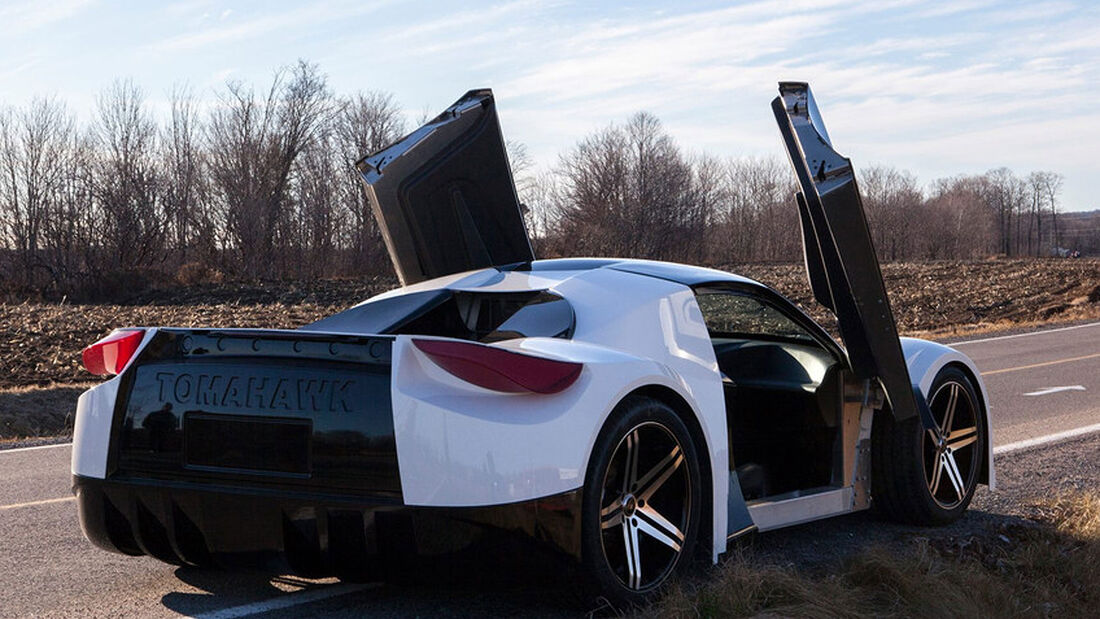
[579,395,702,609]
[872,366,986,525]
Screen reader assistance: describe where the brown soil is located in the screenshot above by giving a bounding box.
[1,258,1097,393]
[731,257,1100,339]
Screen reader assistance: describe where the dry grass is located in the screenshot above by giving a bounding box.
[0,382,95,439]
[652,492,1100,618]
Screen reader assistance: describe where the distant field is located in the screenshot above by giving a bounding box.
[2,258,1098,439]
[735,258,1100,339]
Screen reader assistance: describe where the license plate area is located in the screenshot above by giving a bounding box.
[184,413,311,476]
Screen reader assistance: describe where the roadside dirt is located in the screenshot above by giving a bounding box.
[647,434,1100,618]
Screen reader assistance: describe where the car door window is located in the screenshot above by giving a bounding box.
[695,292,816,343]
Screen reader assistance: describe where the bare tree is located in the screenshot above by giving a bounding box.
[0,61,1087,299]
[45,132,98,288]
[924,175,994,259]
[551,112,703,261]
[161,85,211,263]
[983,167,1029,256]
[719,156,797,263]
[859,166,923,261]
[92,80,166,271]
[207,60,335,277]
[1039,171,1064,252]
[0,97,75,289]
[333,90,405,273]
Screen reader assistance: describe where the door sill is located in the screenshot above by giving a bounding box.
[746,486,858,531]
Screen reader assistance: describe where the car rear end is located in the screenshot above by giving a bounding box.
[72,327,404,577]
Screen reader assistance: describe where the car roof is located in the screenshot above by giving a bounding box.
[523,258,762,288]
[365,258,765,303]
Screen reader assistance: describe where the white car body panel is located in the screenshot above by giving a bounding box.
[71,328,158,480]
[72,378,120,479]
[389,267,731,559]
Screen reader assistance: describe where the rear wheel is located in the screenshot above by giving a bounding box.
[872,366,986,525]
[580,396,701,608]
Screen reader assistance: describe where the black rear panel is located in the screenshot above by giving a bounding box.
[111,329,400,498]
[185,413,312,475]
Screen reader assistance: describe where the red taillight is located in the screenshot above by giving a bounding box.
[412,338,582,394]
[82,329,145,376]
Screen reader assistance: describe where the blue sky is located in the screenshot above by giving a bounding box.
[2,0,1097,210]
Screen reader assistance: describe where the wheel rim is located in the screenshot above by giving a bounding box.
[922,380,981,509]
[598,421,691,591]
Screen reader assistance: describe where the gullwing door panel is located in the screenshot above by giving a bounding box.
[771,82,922,422]
[358,89,534,286]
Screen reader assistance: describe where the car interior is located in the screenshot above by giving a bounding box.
[695,289,848,502]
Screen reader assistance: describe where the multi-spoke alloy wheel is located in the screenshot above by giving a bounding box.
[580,396,701,606]
[871,365,986,526]
[599,422,691,591]
[922,379,980,509]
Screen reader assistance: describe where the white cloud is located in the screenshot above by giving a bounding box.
[153,0,392,52]
[0,0,94,36]
[467,1,1100,209]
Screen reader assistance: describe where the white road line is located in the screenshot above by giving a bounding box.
[0,442,72,454]
[1023,385,1086,397]
[994,422,1100,455]
[0,496,75,511]
[186,583,377,619]
[950,321,1100,346]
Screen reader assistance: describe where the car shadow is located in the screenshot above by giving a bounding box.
[159,539,589,617]
[159,487,1050,616]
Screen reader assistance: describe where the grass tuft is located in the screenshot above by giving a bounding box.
[650,492,1100,618]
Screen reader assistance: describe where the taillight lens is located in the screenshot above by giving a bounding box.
[412,338,582,394]
[82,329,145,376]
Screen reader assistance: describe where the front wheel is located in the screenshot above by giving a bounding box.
[580,396,702,608]
[872,366,986,525]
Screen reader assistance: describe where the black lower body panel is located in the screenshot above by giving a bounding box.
[73,475,582,581]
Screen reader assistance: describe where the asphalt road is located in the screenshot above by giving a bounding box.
[2,322,1098,618]
[949,321,1100,447]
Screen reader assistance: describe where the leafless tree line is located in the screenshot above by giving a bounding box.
[0,61,1076,299]
[530,113,1070,266]
[0,61,405,298]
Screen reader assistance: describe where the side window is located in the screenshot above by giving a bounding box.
[695,292,816,343]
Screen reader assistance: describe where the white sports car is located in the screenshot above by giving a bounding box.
[71,83,993,605]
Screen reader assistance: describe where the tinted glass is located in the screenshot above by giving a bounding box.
[696,293,814,342]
